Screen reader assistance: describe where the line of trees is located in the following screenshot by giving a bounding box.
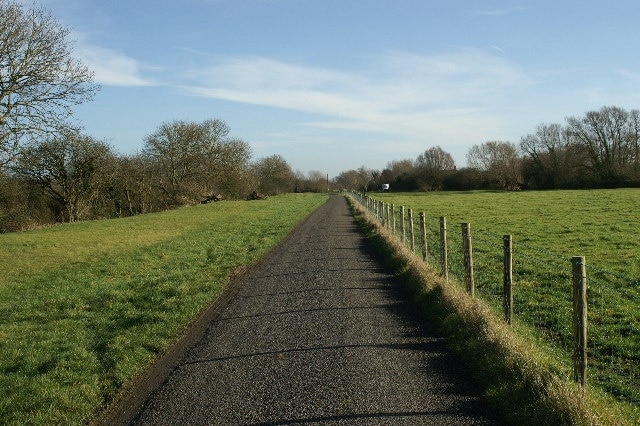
[0,1,326,232]
[4,2,640,232]
[335,105,640,193]
[1,118,328,231]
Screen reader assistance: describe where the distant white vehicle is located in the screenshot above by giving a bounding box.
[381,184,390,191]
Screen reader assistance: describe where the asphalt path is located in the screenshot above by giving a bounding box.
[127,195,500,425]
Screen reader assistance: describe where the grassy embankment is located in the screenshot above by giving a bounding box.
[0,193,327,425]
[350,189,639,425]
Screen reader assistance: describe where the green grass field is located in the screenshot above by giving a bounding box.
[367,189,639,408]
[0,193,327,425]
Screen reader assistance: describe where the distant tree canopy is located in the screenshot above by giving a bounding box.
[142,119,253,205]
[251,154,296,196]
[565,106,640,185]
[520,106,640,189]
[416,146,456,190]
[466,141,521,190]
[15,127,114,222]
[335,105,640,194]
[0,116,305,232]
[335,167,378,193]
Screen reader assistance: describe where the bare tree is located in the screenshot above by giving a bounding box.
[334,170,363,192]
[16,128,114,222]
[303,170,327,192]
[97,154,157,217]
[416,146,456,190]
[566,106,640,184]
[142,119,251,204]
[379,159,417,191]
[627,109,640,177]
[0,2,98,166]
[333,167,378,193]
[466,141,521,190]
[251,155,296,195]
[520,123,580,188]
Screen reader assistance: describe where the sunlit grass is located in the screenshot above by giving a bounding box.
[0,193,327,425]
[373,189,639,276]
[368,189,640,409]
[350,194,638,425]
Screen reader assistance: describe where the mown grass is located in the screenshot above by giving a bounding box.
[348,194,637,425]
[0,193,327,425]
[366,189,639,417]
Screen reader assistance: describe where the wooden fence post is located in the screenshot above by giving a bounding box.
[503,235,513,325]
[572,256,588,387]
[386,203,391,230]
[391,204,396,236]
[382,202,387,227]
[419,212,428,264]
[401,206,406,244]
[440,217,448,281]
[409,209,415,252]
[462,223,475,297]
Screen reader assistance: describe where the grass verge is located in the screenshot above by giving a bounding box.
[347,194,637,425]
[368,189,640,408]
[0,193,327,425]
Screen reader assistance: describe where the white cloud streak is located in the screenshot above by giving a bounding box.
[180,49,530,150]
[77,44,157,87]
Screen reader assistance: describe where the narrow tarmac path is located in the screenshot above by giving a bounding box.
[128,195,500,425]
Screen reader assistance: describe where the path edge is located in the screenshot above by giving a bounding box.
[91,195,331,425]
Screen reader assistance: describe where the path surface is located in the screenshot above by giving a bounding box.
[128,195,499,425]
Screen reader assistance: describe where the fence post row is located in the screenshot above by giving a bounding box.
[462,223,475,297]
[355,195,589,387]
[439,217,448,282]
[572,256,588,387]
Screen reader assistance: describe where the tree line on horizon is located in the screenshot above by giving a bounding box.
[335,105,640,194]
[0,117,328,232]
[2,2,639,233]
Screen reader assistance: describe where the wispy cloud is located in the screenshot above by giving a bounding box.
[77,43,158,87]
[180,49,530,148]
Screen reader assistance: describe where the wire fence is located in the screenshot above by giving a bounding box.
[352,193,639,406]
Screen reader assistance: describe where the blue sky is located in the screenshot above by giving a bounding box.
[31,0,640,176]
